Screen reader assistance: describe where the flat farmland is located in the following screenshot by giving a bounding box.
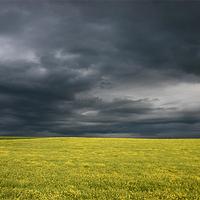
[0,137,199,200]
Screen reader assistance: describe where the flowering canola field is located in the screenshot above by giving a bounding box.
[0,137,199,200]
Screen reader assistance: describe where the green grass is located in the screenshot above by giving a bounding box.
[0,137,199,200]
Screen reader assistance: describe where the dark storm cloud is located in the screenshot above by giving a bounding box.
[0,1,200,137]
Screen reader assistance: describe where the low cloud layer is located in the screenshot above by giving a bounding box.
[0,1,200,137]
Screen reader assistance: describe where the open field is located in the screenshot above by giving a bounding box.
[0,137,199,200]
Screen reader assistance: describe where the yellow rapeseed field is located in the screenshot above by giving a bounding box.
[0,137,199,200]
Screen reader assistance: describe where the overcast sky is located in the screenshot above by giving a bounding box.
[0,1,200,137]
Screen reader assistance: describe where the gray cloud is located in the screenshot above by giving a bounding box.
[0,1,200,137]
